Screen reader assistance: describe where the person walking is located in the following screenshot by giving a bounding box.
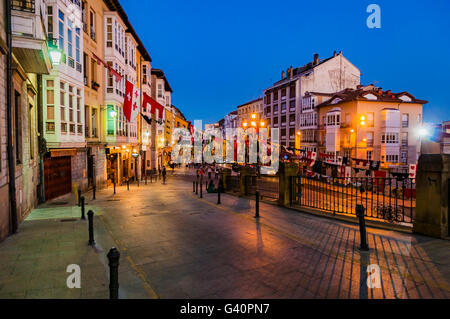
[207,166,212,180]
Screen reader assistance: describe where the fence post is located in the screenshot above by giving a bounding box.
[107,247,120,299]
[356,204,369,251]
[87,210,95,246]
[255,191,260,218]
[80,196,86,220]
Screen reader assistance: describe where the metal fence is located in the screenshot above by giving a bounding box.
[245,175,279,200]
[292,175,416,224]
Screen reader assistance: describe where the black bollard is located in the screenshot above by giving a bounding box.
[254,191,260,218]
[193,181,195,193]
[145,172,147,185]
[113,177,116,195]
[195,181,198,195]
[200,182,203,198]
[356,204,369,251]
[78,187,82,207]
[137,176,140,187]
[127,178,130,191]
[87,210,95,246]
[150,172,152,183]
[80,196,86,220]
[217,186,221,204]
[107,247,120,299]
[92,185,96,200]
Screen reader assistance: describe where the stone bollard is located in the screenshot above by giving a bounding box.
[255,191,260,218]
[80,196,86,220]
[87,210,95,246]
[356,204,369,251]
[278,162,299,206]
[107,247,120,299]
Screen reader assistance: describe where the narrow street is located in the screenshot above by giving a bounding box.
[0,175,448,299]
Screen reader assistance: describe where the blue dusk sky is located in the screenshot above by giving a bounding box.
[121,0,450,125]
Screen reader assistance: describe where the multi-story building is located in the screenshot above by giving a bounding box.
[0,0,52,239]
[151,68,172,168]
[82,0,109,190]
[317,84,427,169]
[237,98,263,128]
[263,51,360,149]
[41,0,86,200]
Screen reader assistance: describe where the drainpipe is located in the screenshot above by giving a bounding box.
[37,74,45,203]
[6,0,18,233]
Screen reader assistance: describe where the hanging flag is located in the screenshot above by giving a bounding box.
[143,93,164,120]
[92,53,123,82]
[123,80,140,122]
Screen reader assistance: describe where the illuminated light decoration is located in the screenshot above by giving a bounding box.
[350,129,355,133]
[243,122,248,127]
[251,121,256,127]
[48,39,62,66]
[360,115,366,121]
[251,113,256,119]
[360,121,365,126]
[121,145,126,149]
[145,131,150,137]
[297,131,302,135]
[109,110,117,118]
[260,121,265,127]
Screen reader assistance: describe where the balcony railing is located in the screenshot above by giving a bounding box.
[12,0,35,13]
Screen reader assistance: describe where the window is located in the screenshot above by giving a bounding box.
[92,108,97,137]
[67,20,74,68]
[47,6,53,39]
[157,83,163,98]
[82,1,87,32]
[89,10,95,41]
[401,151,408,163]
[60,81,66,133]
[107,61,113,93]
[367,132,374,147]
[281,102,286,113]
[46,80,55,133]
[386,155,399,163]
[14,91,22,164]
[77,89,82,135]
[85,106,90,138]
[107,105,115,135]
[367,112,374,127]
[402,113,409,128]
[90,58,97,86]
[381,133,399,144]
[58,10,64,51]
[366,151,373,161]
[106,17,113,47]
[75,27,81,71]
[289,85,295,98]
[143,65,147,84]
[401,132,408,146]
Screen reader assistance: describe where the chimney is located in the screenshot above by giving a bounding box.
[333,50,337,57]
[386,90,391,95]
[281,70,285,79]
[313,53,319,65]
[356,84,362,89]
[289,66,293,78]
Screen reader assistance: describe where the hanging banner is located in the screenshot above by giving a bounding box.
[123,80,140,123]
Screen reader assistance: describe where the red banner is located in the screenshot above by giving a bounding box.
[143,93,164,120]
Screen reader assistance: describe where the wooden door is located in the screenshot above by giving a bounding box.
[44,156,72,201]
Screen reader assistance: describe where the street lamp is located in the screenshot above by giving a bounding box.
[48,39,62,66]
[360,115,366,127]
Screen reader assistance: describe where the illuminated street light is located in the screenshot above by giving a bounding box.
[251,113,256,119]
[109,110,117,118]
[251,121,256,127]
[418,127,430,137]
[242,122,248,128]
[360,115,365,126]
[260,121,265,127]
[297,131,301,136]
[48,39,62,66]
[350,129,355,133]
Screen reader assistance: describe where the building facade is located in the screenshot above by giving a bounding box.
[263,51,360,149]
[317,85,427,169]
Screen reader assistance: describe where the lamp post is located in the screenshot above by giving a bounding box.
[48,39,63,66]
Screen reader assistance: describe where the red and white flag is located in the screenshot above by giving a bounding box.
[143,92,164,120]
[123,80,140,123]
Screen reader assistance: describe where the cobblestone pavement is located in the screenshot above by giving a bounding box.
[0,175,449,299]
